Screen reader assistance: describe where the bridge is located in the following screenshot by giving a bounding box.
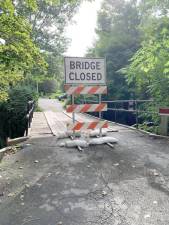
[0,98,169,225]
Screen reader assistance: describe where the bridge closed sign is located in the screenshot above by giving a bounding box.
[64,57,106,85]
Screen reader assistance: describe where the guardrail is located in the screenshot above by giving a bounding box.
[104,100,156,128]
[82,99,159,126]
[25,100,35,136]
[82,98,169,136]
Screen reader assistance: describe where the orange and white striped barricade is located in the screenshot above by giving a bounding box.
[64,85,107,95]
[67,121,108,131]
[64,85,108,136]
[66,103,107,113]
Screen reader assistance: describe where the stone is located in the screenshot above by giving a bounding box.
[57,221,63,225]
[144,214,151,219]
[113,163,119,166]
[8,193,15,197]
[102,191,107,196]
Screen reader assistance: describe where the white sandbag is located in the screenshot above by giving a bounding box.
[89,136,118,145]
[57,131,81,139]
[67,131,81,137]
[89,129,107,137]
[56,131,69,139]
[60,139,89,148]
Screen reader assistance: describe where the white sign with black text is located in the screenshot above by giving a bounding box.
[64,57,106,85]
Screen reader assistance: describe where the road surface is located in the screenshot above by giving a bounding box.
[0,99,169,225]
[39,98,63,112]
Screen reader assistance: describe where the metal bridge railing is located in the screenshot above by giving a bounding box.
[82,99,159,128]
[25,100,35,136]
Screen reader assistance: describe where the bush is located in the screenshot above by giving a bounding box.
[0,86,37,148]
[39,79,57,94]
[0,102,8,148]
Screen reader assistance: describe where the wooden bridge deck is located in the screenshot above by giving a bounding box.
[29,112,52,137]
[30,110,130,138]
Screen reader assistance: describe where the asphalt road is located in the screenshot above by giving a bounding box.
[0,99,169,225]
[39,98,64,112]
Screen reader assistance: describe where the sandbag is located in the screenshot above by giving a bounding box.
[57,131,81,139]
[56,131,69,139]
[89,129,107,137]
[67,131,81,137]
[89,136,118,145]
[60,139,89,148]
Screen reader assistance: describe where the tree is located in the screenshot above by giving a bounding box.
[87,0,141,100]
[0,0,46,101]
[17,0,80,53]
[0,0,82,100]
[139,0,169,17]
[16,0,82,84]
[126,2,169,104]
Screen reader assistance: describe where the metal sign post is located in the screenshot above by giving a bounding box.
[99,94,102,137]
[72,94,75,139]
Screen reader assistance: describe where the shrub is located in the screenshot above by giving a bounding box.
[39,79,57,94]
[0,85,37,148]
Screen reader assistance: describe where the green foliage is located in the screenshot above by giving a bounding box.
[49,90,62,99]
[0,0,46,101]
[35,105,42,112]
[123,0,169,132]
[139,0,169,17]
[87,0,141,100]
[126,16,169,104]
[39,79,57,94]
[0,0,81,101]
[0,0,85,146]
[88,0,169,134]
[16,0,82,84]
[138,123,159,134]
[0,85,37,148]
